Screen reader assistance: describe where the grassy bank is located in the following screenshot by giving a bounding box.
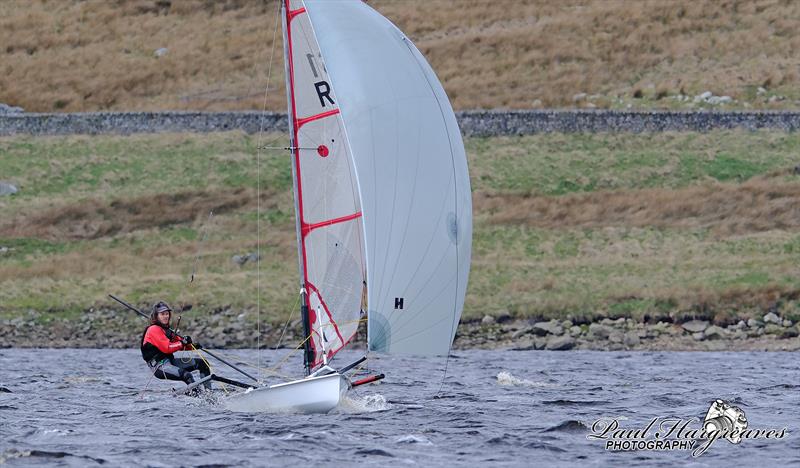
[1,0,799,112]
[1,130,799,326]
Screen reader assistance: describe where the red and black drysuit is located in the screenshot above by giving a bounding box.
[141,324,210,385]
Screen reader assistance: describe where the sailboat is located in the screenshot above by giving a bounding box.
[225,0,472,413]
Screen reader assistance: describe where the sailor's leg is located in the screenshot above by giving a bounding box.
[194,358,211,379]
[171,356,212,385]
[151,361,190,383]
[180,357,212,389]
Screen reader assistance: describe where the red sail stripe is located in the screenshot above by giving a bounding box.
[301,211,362,237]
[296,108,340,129]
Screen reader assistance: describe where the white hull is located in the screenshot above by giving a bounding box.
[224,373,349,414]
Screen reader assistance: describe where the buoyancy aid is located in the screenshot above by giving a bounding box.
[141,324,188,362]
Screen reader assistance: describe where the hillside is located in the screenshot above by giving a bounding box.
[2,130,799,327]
[1,0,799,112]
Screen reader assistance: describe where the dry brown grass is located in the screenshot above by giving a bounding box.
[0,187,270,240]
[1,0,798,111]
[476,176,800,237]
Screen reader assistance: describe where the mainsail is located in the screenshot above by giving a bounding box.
[283,0,366,368]
[283,0,472,364]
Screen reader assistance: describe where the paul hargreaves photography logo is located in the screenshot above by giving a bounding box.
[587,399,788,457]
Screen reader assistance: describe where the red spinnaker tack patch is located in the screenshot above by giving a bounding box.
[317,145,330,157]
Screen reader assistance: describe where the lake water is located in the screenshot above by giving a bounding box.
[0,349,797,466]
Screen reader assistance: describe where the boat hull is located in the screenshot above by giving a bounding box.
[224,373,349,414]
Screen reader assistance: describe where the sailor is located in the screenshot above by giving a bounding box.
[140,301,211,389]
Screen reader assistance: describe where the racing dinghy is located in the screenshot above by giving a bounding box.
[225,0,472,413]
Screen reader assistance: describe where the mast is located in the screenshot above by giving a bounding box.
[281,0,314,376]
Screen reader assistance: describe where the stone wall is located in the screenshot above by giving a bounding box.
[1,110,799,137]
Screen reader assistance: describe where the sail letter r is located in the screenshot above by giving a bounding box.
[314,81,335,107]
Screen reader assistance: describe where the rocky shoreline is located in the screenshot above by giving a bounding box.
[1,308,798,352]
[459,313,800,352]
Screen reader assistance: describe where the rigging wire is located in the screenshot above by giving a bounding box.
[274,295,300,350]
[254,1,282,380]
[174,210,214,331]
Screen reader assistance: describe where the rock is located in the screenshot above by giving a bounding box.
[652,321,671,332]
[704,325,725,339]
[232,254,248,266]
[757,87,767,95]
[780,327,799,339]
[0,247,8,254]
[512,338,535,350]
[646,328,661,338]
[762,312,781,324]
[587,323,613,339]
[609,332,623,344]
[623,332,640,347]
[692,332,705,341]
[793,165,800,175]
[532,99,543,108]
[694,91,713,102]
[569,326,582,337]
[495,310,512,323]
[246,252,261,263]
[0,182,18,196]
[533,336,549,350]
[545,335,575,351]
[681,320,709,333]
[532,320,563,336]
[764,323,782,334]
[0,103,23,114]
[747,318,762,328]
[154,47,169,57]
[561,320,573,329]
[782,319,793,327]
[481,315,495,326]
[572,93,587,102]
[707,95,732,105]
[733,330,747,340]
[511,327,532,340]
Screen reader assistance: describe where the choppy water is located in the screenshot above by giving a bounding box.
[0,349,797,466]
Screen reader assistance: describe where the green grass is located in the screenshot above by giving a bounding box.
[1,130,799,324]
[0,133,290,204]
[467,131,800,195]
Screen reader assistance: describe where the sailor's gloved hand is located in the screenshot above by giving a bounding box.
[193,342,202,350]
[181,335,193,346]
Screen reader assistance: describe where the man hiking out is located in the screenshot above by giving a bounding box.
[140,301,211,390]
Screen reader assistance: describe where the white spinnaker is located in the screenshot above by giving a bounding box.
[305,1,472,356]
[284,0,366,366]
